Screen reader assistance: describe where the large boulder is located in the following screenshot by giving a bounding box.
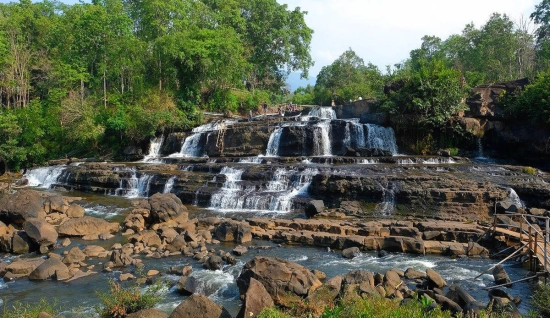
[215,221,252,243]
[23,218,58,246]
[237,278,274,318]
[0,190,47,225]
[342,247,360,259]
[62,247,86,264]
[493,265,512,287]
[57,216,120,237]
[29,258,71,281]
[177,276,198,296]
[110,250,134,267]
[169,294,232,318]
[305,200,325,218]
[65,204,85,218]
[237,256,322,304]
[148,193,187,223]
[204,256,224,271]
[426,269,447,288]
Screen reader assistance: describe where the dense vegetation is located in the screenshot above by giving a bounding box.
[0,0,313,170]
[2,0,550,169]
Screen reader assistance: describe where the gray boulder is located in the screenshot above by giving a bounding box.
[169,294,232,318]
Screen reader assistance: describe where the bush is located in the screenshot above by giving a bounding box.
[2,298,58,318]
[523,166,537,175]
[532,283,550,317]
[96,279,166,318]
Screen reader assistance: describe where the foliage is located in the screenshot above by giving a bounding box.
[523,166,538,175]
[531,282,550,317]
[1,298,58,318]
[257,307,293,318]
[500,71,550,124]
[96,279,166,318]
[314,48,384,105]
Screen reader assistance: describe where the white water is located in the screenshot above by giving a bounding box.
[163,176,176,194]
[308,106,337,120]
[365,124,398,155]
[25,166,66,188]
[142,135,164,162]
[475,138,488,159]
[209,166,317,213]
[508,188,525,209]
[422,158,457,164]
[169,120,237,158]
[313,121,332,156]
[239,157,263,164]
[348,120,366,149]
[265,127,284,157]
[375,181,397,216]
[115,168,153,198]
[358,159,379,164]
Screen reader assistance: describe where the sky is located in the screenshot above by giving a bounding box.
[1,0,540,89]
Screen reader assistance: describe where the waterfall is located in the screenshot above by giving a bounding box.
[358,159,379,164]
[169,120,237,158]
[313,121,332,156]
[349,120,366,149]
[309,106,337,120]
[476,138,487,159]
[209,166,317,213]
[508,188,525,209]
[375,181,397,216]
[163,176,176,194]
[142,135,164,162]
[178,133,206,158]
[422,158,457,164]
[266,127,284,157]
[115,168,153,198]
[239,157,263,164]
[365,124,398,155]
[25,166,66,188]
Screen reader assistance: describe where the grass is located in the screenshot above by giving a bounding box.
[523,166,537,175]
[2,298,58,318]
[95,279,166,318]
[531,283,550,317]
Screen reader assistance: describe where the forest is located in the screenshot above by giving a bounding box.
[1,0,550,170]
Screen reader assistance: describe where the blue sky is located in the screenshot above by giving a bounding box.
[1,0,539,90]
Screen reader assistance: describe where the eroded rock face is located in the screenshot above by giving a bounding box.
[57,216,120,237]
[237,256,322,304]
[237,278,274,318]
[29,258,70,281]
[215,221,252,243]
[23,218,58,246]
[149,193,187,223]
[0,190,47,225]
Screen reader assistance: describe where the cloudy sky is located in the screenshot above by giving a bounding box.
[1,0,540,88]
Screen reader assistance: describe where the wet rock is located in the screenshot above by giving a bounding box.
[488,288,521,305]
[492,265,512,287]
[23,218,58,246]
[342,247,360,259]
[305,200,325,218]
[65,204,85,218]
[57,216,120,237]
[204,255,224,270]
[29,258,71,281]
[233,245,248,256]
[237,256,322,304]
[426,269,447,288]
[177,276,198,296]
[169,294,232,318]
[237,278,274,318]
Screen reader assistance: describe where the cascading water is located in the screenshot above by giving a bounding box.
[265,127,284,157]
[308,106,337,120]
[142,135,164,162]
[375,181,397,216]
[25,166,66,188]
[170,120,237,158]
[209,166,317,213]
[508,188,525,209]
[313,121,332,156]
[348,120,366,149]
[115,167,153,198]
[476,138,488,159]
[163,176,176,194]
[365,124,398,155]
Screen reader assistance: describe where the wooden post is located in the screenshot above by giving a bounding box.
[529,226,533,272]
[519,217,523,242]
[534,232,539,272]
[546,218,549,283]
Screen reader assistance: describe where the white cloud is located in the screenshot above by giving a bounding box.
[280,0,538,79]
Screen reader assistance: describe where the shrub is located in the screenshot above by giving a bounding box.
[96,279,166,318]
[532,283,550,317]
[523,167,537,175]
[2,298,58,318]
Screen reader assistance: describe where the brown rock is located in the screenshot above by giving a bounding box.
[127,309,168,318]
[426,269,447,288]
[215,221,252,243]
[237,278,274,318]
[149,193,188,223]
[29,258,71,281]
[58,216,120,237]
[169,294,232,318]
[404,268,426,279]
[0,189,47,225]
[63,247,86,264]
[65,204,85,218]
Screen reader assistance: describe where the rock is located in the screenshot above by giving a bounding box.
[233,245,248,256]
[12,232,31,254]
[177,276,198,296]
[57,216,120,237]
[23,218,58,246]
[61,238,71,247]
[127,308,168,318]
[0,189,47,225]
[488,288,521,305]
[434,294,462,314]
[119,273,135,281]
[215,221,252,243]
[426,269,447,288]
[204,256,224,270]
[37,312,54,318]
[63,247,86,264]
[237,278,274,318]
[342,247,360,259]
[312,269,327,281]
[149,193,187,223]
[493,265,512,287]
[29,258,70,281]
[5,258,45,277]
[404,268,426,279]
[343,270,375,286]
[147,270,159,277]
[83,245,107,258]
[110,250,134,267]
[305,200,325,218]
[237,256,322,304]
[169,294,232,318]
[65,204,86,218]
[384,270,401,285]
